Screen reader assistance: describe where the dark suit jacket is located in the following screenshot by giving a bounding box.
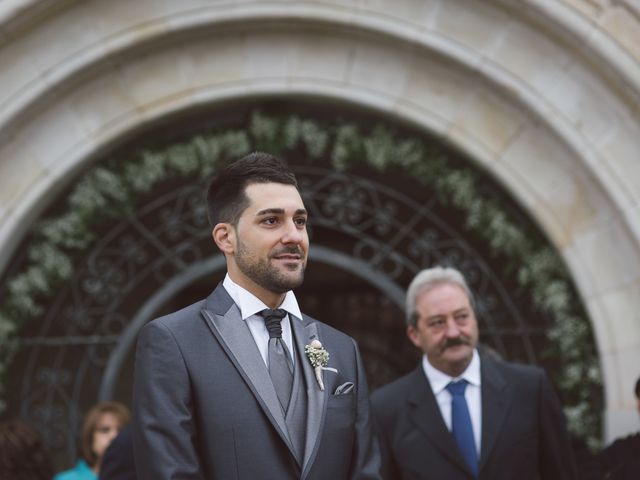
[99,425,136,480]
[133,283,380,480]
[371,357,578,480]
[601,433,640,480]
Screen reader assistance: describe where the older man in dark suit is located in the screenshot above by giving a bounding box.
[132,153,380,480]
[371,266,577,480]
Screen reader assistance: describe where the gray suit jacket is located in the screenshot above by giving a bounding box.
[371,357,578,480]
[132,283,381,480]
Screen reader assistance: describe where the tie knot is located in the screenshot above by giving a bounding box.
[259,309,287,338]
[446,379,468,396]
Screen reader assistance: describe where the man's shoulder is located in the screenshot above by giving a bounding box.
[309,316,356,345]
[371,367,421,406]
[483,355,545,382]
[481,356,555,404]
[145,298,208,331]
[606,432,640,454]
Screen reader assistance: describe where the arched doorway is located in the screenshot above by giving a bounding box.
[4,106,599,465]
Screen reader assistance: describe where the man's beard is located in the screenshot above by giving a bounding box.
[235,241,306,294]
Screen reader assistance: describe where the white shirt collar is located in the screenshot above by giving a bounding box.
[422,348,481,394]
[222,274,302,321]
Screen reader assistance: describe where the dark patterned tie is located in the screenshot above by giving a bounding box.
[446,380,479,477]
[259,309,293,411]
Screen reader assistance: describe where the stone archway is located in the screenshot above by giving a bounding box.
[1,0,639,442]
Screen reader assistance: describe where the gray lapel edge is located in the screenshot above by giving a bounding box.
[291,316,327,479]
[200,306,294,453]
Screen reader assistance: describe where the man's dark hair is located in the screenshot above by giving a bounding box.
[635,376,640,399]
[206,152,298,227]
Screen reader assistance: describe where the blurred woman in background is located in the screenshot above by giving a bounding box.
[55,402,130,480]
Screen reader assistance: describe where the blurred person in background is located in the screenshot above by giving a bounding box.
[0,419,53,480]
[601,376,640,480]
[371,266,578,479]
[55,401,130,480]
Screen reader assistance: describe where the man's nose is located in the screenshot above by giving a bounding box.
[281,220,305,244]
[444,318,461,337]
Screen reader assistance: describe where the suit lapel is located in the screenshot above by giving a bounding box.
[200,285,295,454]
[479,356,509,472]
[291,315,326,480]
[406,367,472,475]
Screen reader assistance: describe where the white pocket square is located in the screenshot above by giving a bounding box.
[333,382,354,395]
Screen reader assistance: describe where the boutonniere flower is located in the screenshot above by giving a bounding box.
[304,339,330,390]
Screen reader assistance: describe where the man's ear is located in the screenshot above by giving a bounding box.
[406,325,421,349]
[212,223,235,254]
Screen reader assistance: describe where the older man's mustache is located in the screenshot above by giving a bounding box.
[443,338,471,350]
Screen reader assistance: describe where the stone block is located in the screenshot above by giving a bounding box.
[401,57,470,126]
[499,124,614,246]
[600,5,640,63]
[189,34,251,88]
[116,44,197,111]
[288,31,354,84]
[486,20,572,94]
[567,218,640,295]
[245,31,297,80]
[0,41,41,119]
[17,2,107,74]
[348,38,414,104]
[0,139,45,216]
[598,282,640,351]
[597,121,640,206]
[66,69,140,137]
[433,0,510,55]
[449,87,527,155]
[545,61,626,145]
[360,0,435,29]
[15,101,89,173]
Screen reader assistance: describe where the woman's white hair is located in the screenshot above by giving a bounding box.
[405,266,475,327]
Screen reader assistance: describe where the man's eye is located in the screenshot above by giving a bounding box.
[263,217,278,225]
[295,218,307,227]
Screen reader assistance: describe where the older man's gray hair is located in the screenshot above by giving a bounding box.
[405,266,476,327]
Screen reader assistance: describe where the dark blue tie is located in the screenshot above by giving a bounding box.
[446,380,478,477]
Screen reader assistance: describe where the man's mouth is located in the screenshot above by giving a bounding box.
[272,254,302,261]
[271,248,304,261]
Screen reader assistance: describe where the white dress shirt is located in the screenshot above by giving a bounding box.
[222,274,302,368]
[421,349,482,454]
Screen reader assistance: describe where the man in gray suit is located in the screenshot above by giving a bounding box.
[371,266,577,479]
[132,152,380,479]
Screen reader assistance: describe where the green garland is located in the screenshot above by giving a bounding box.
[0,111,601,446]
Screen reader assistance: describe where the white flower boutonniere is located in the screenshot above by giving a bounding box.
[304,339,330,391]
